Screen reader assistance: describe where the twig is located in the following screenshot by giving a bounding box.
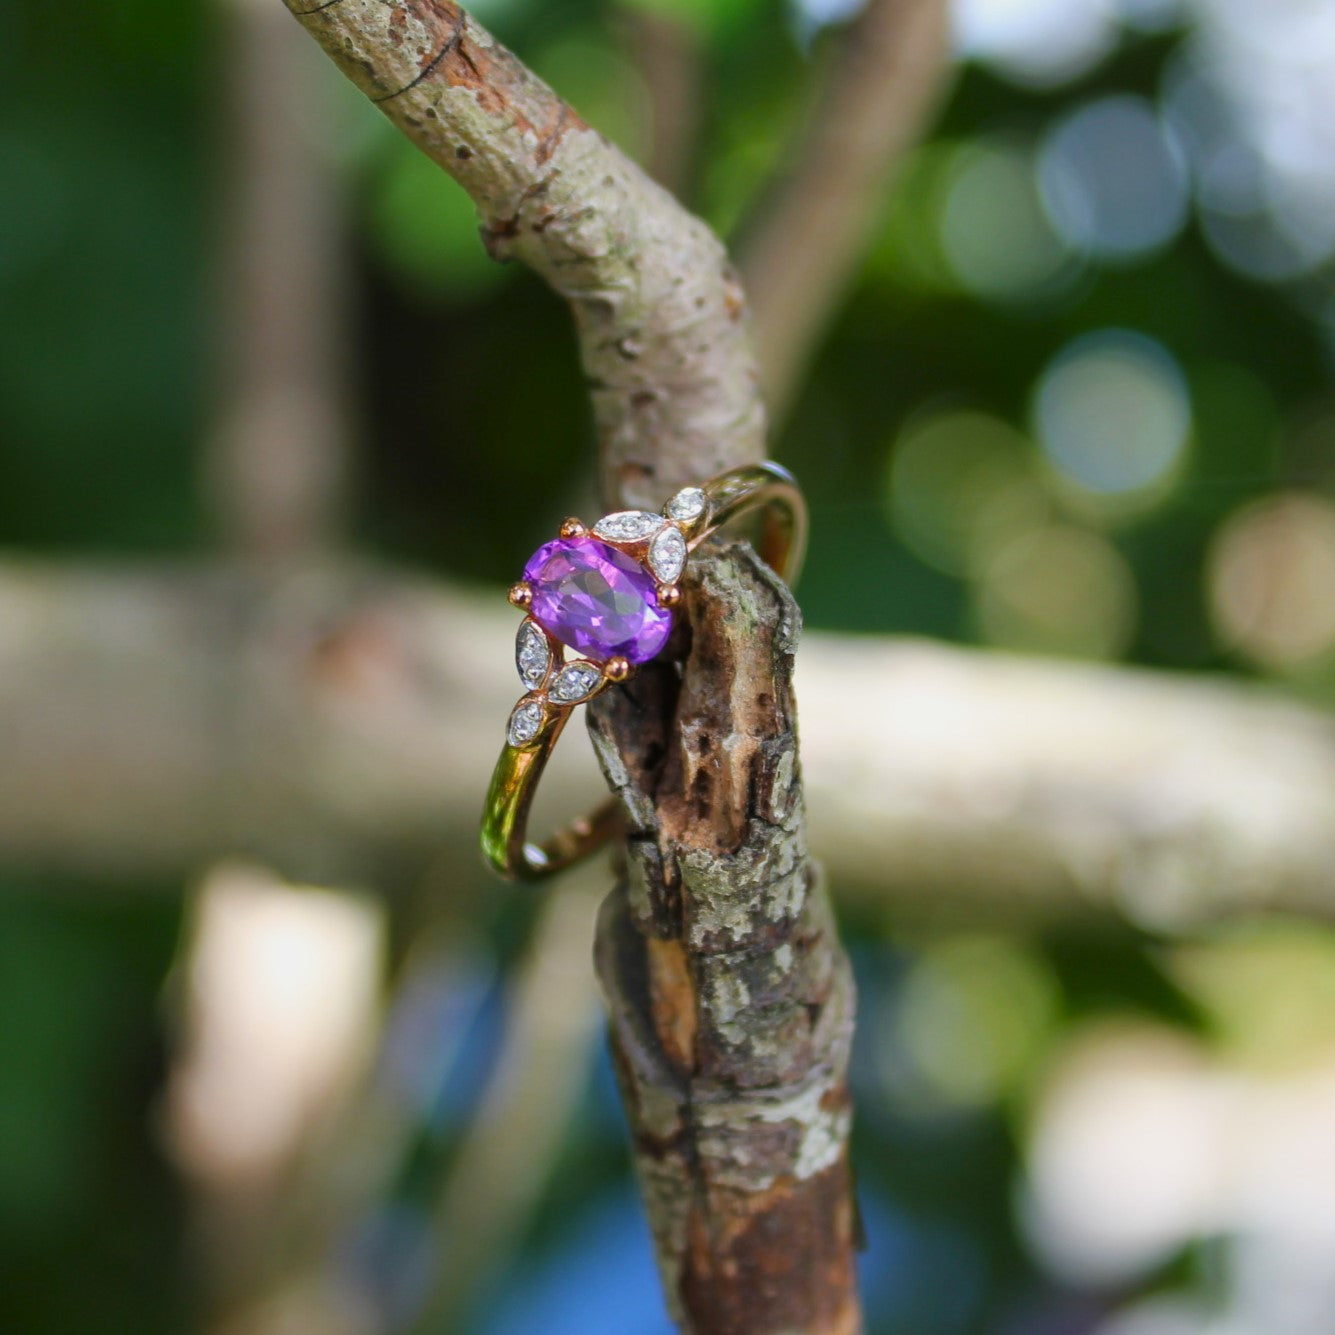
[5,560,1335,925]
[619,5,706,195]
[209,0,351,556]
[736,0,954,418]
[283,0,765,510]
[413,873,605,1331]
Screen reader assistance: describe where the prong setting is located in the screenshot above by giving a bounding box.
[505,500,692,748]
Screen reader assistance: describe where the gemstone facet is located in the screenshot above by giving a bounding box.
[593,510,664,542]
[524,536,673,664]
[552,661,603,702]
[508,699,544,747]
[648,525,687,584]
[515,621,551,689]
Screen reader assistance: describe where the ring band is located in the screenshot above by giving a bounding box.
[480,462,807,881]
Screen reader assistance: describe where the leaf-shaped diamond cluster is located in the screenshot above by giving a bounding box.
[502,486,710,748]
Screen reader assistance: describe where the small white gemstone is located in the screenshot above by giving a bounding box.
[551,661,603,703]
[515,621,551,688]
[665,487,707,522]
[648,525,687,584]
[593,510,664,542]
[507,700,544,747]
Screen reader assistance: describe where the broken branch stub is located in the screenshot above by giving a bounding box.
[589,546,860,1335]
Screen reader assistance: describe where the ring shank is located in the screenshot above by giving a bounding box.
[692,462,806,586]
[481,711,623,880]
[482,462,806,881]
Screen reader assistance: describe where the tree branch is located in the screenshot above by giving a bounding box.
[737,0,954,418]
[589,547,858,1333]
[281,7,854,1327]
[619,4,706,196]
[414,874,605,1332]
[209,0,352,556]
[6,560,1335,927]
[283,0,765,510]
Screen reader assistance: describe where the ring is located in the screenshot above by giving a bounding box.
[480,461,807,881]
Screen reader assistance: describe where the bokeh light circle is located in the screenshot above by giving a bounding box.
[954,0,1120,89]
[1162,29,1335,282]
[888,409,1043,576]
[1038,95,1189,261]
[941,140,1074,300]
[1032,330,1191,508]
[1207,491,1335,672]
[974,524,1138,659]
[889,937,1060,1110]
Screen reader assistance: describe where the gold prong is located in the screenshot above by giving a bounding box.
[604,656,632,683]
[559,517,587,539]
[657,584,682,608]
[508,582,533,610]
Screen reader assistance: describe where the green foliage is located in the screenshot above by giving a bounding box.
[619,0,766,38]
[0,886,185,1334]
[368,134,511,299]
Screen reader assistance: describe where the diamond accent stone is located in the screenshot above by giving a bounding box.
[551,661,603,703]
[593,510,664,542]
[665,487,707,522]
[515,621,551,689]
[647,525,687,584]
[507,699,544,747]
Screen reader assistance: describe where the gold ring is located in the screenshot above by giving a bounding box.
[480,462,807,881]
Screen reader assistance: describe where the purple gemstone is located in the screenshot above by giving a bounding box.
[523,536,672,664]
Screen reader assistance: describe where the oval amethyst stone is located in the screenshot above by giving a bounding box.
[524,536,672,664]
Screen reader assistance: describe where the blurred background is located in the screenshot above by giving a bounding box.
[5,0,1335,1332]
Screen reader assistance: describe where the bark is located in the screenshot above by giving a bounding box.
[280,4,854,1330]
[588,546,858,1334]
[283,0,765,511]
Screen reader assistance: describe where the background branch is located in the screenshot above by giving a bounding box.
[412,874,605,1333]
[619,4,706,196]
[4,559,1334,928]
[208,0,352,557]
[737,0,954,418]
